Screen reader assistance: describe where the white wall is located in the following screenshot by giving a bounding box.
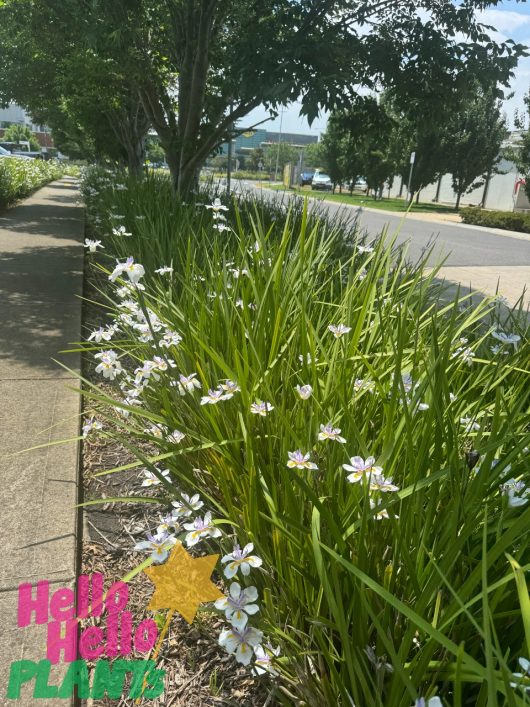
[387,158,521,212]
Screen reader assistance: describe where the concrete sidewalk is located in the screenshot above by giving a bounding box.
[0,179,83,705]
[433,265,530,309]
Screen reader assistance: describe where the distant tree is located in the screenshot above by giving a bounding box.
[336,97,397,197]
[263,143,300,175]
[245,148,265,171]
[2,124,40,152]
[444,89,508,210]
[505,92,530,202]
[210,154,229,170]
[387,105,449,204]
[321,98,396,194]
[146,139,165,165]
[303,142,326,170]
[320,116,360,191]
[360,147,395,198]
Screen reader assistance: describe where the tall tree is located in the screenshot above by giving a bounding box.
[0,1,150,172]
[320,116,360,191]
[263,143,300,175]
[302,142,326,170]
[245,148,265,171]
[336,97,397,197]
[444,89,508,209]
[504,91,530,202]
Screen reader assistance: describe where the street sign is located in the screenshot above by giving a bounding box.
[410,151,416,164]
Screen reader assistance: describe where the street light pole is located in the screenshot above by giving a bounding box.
[274,107,284,182]
[226,102,234,196]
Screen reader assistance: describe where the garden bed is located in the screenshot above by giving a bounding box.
[76,167,530,706]
[80,255,264,706]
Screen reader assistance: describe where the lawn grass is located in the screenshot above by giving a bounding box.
[270,184,459,215]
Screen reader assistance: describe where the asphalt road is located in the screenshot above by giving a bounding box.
[241,182,530,269]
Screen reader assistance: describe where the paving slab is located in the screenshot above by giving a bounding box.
[431,265,530,309]
[0,379,80,587]
[0,179,83,704]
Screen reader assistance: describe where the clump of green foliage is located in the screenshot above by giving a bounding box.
[78,167,529,707]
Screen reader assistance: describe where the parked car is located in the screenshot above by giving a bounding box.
[299,171,315,186]
[311,173,333,191]
[0,141,39,159]
[0,145,32,160]
[347,177,367,191]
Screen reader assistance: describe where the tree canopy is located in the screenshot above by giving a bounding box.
[320,84,509,205]
[0,0,525,192]
[444,89,508,208]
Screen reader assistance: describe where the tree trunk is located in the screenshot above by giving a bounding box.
[108,93,150,178]
[140,68,260,197]
[480,171,491,208]
[434,175,442,202]
[455,190,462,211]
[415,191,420,204]
[162,144,181,192]
[126,141,144,176]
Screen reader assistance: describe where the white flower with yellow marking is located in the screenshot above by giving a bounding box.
[221,543,263,578]
[215,582,259,630]
[219,625,263,666]
[183,512,222,547]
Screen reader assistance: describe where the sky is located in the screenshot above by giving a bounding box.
[243,0,530,139]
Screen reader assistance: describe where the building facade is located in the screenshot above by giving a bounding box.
[0,103,53,149]
[220,128,318,160]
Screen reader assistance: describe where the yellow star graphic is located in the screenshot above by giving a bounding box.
[144,542,224,624]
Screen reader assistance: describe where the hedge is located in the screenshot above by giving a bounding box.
[461,206,530,233]
[0,157,65,209]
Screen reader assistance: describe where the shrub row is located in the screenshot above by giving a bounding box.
[461,206,530,233]
[0,157,65,209]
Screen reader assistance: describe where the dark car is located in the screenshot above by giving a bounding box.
[299,171,315,186]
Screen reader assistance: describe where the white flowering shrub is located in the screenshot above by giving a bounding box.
[78,168,530,706]
[0,157,66,207]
